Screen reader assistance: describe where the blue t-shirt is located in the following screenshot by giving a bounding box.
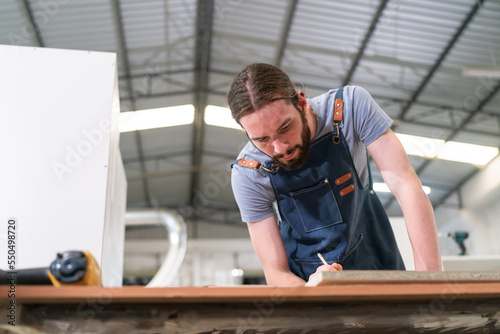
[231,85,393,223]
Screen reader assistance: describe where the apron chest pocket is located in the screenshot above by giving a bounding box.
[285,178,343,233]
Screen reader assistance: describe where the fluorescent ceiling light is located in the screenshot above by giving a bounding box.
[437,141,499,166]
[395,133,444,159]
[146,103,498,166]
[395,133,498,166]
[119,104,194,132]
[204,105,241,130]
[373,182,391,193]
[374,182,431,195]
[462,67,500,79]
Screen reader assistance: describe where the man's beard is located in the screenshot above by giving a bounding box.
[272,112,311,171]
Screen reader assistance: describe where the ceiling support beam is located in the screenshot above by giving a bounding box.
[20,0,45,47]
[120,89,195,102]
[127,166,226,182]
[385,80,500,211]
[432,81,500,210]
[274,0,299,66]
[123,149,236,165]
[111,0,152,206]
[397,0,485,120]
[433,169,480,210]
[434,83,500,143]
[342,0,389,86]
[402,119,499,138]
[119,68,194,81]
[189,0,214,209]
[208,72,500,116]
[121,85,499,137]
[415,80,500,181]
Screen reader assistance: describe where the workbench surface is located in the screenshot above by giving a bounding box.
[2,271,500,333]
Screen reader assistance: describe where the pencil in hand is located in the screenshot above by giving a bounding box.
[317,253,343,271]
[317,252,329,266]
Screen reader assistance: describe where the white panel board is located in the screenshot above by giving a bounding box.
[389,217,415,271]
[0,44,126,287]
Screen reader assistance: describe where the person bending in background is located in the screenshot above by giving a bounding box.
[228,63,442,286]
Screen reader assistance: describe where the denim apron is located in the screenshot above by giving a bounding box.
[263,91,405,280]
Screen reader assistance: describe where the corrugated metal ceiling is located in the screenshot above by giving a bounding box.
[1,0,499,225]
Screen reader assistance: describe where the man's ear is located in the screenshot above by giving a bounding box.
[297,91,307,111]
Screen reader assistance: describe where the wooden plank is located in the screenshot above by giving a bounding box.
[306,270,500,286]
[2,282,500,305]
[3,277,500,333]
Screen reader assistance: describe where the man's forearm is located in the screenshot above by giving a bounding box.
[398,186,442,271]
[367,129,442,271]
[264,267,306,286]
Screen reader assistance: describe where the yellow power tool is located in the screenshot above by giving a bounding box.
[1,250,101,286]
[48,250,101,286]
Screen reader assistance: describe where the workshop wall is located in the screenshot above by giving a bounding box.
[435,154,500,256]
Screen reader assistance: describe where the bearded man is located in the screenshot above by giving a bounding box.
[228,63,442,286]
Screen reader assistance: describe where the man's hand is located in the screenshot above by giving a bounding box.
[308,262,343,282]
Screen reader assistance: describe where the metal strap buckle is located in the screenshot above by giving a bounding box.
[261,163,280,173]
[333,123,341,144]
